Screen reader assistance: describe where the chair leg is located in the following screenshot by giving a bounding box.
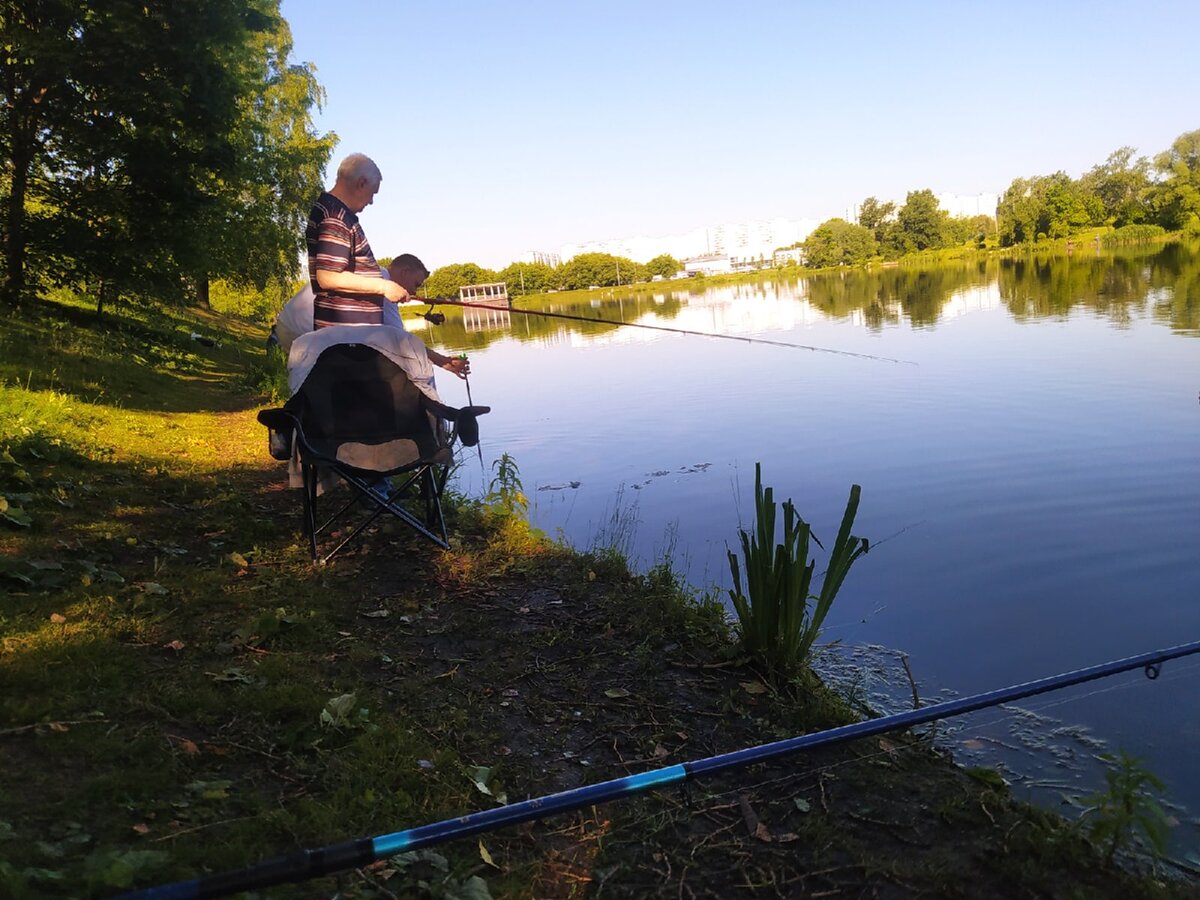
[302,462,319,563]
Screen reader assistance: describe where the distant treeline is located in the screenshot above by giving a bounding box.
[799,130,1200,268]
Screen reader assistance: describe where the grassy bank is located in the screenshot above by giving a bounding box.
[1,297,1194,898]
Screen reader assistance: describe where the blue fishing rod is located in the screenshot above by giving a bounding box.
[118,638,1200,899]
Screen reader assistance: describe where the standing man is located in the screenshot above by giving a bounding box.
[306,153,408,328]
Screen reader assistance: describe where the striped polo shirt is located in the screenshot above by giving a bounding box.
[305,191,384,328]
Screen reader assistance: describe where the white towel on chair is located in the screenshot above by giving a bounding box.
[286,325,440,402]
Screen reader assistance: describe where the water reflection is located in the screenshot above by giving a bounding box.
[416,240,1200,346]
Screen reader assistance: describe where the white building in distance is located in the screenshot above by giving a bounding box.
[559,216,820,266]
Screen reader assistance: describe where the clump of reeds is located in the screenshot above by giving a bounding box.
[727,464,868,679]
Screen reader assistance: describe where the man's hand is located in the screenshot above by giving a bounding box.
[440,355,470,380]
[382,281,410,304]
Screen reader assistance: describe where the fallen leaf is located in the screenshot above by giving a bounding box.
[793,798,811,813]
[361,609,390,618]
[753,822,773,843]
[168,735,200,755]
[652,743,669,758]
[739,680,767,695]
[228,552,249,568]
[48,722,69,733]
[604,688,630,699]
[163,640,186,652]
[49,613,67,624]
[479,840,499,869]
[132,823,150,835]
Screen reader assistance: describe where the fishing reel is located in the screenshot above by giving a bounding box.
[422,303,445,326]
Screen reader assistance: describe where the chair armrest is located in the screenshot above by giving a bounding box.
[257,408,298,432]
[419,398,491,448]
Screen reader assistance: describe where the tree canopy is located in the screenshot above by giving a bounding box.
[1,0,333,311]
[802,219,875,268]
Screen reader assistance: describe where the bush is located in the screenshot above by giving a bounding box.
[1101,223,1167,246]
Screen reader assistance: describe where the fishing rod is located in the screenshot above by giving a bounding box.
[458,352,485,475]
[428,298,915,365]
[118,637,1200,900]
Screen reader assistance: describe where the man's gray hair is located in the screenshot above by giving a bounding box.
[336,153,382,186]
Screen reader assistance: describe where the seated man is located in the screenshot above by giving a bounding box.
[279,254,469,401]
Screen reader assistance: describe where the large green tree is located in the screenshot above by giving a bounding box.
[997,172,1102,245]
[498,260,554,295]
[890,189,948,254]
[424,262,498,300]
[644,253,681,279]
[555,253,639,290]
[1,0,331,310]
[856,196,895,245]
[802,218,875,268]
[197,11,334,306]
[1081,147,1151,227]
[1149,129,1200,231]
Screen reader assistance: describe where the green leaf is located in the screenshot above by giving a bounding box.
[0,498,32,528]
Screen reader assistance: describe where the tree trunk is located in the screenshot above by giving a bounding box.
[197,274,211,309]
[3,94,32,308]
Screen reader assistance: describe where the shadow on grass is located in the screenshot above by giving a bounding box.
[0,297,269,415]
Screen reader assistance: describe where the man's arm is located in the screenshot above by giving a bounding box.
[316,268,409,303]
[427,348,469,379]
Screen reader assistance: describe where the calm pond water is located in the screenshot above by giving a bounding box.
[425,242,1200,858]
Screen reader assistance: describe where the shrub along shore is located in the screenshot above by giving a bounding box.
[1,296,1195,898]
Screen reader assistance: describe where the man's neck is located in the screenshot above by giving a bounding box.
[327,184,355,210]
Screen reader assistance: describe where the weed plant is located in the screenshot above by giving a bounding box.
[1080,750,1170,865]
[727,464,869,680]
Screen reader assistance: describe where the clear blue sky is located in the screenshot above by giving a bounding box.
[279,0,1200,269]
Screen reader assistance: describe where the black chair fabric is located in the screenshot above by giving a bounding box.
[257,343,489,563]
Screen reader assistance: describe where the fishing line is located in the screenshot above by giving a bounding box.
[438,298,917,365]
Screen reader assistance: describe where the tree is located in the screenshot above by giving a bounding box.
[1149,129,1200,231]
[1,0,331,311]
[1042,174,1103,238]
[997,172,1102,245]
[498,261,554,295]
[195,10,335,304]
[644,253,680,279]
[856,196,895,245]
[892,189,948,253]
[1081,146,1151,227]
[424,262,497,300]
[802,219,875,268]
[554,253,639,290]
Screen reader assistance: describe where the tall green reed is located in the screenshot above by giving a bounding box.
[727,464,868,679]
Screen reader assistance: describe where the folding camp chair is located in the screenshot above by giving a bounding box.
[257,343,489,564]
